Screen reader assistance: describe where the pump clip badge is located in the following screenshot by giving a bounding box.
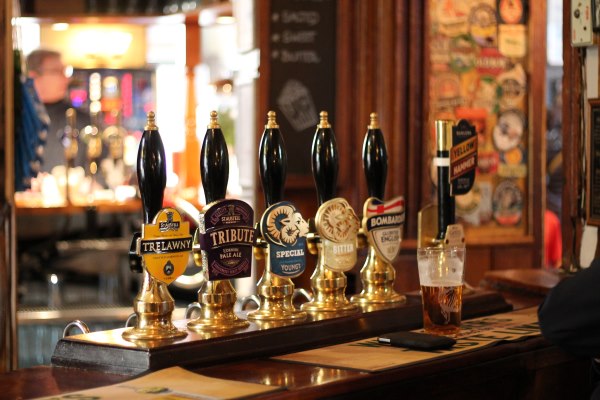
[316,198,359,272]
[198,199,255,281]
[261,201,308,278]
[450,119,478,196]
[363,197,405,264]
[141,207,192,284]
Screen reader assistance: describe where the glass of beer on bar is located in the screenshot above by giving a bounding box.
[417,246,465,336]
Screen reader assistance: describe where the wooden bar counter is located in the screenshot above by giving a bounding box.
[481,269,565,310]
[0,290,591,399]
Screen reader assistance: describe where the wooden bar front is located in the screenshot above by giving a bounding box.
[0,292,591,400]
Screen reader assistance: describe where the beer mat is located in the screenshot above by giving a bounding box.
[272,307,540,372]
[34,366,283,400]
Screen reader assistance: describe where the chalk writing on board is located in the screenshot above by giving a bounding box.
[269,0,336,175]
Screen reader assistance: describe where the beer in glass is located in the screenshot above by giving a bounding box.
[417,246,465,335]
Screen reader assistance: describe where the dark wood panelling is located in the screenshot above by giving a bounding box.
[0,0,7,373]
[390,2,409,205]
[394,252,419,293]
[1,0,17,372]
[561,0,584,270]
[465,247,492,286]
[528,0,547,267]
[335,0,357,207]
[491,245,535,270]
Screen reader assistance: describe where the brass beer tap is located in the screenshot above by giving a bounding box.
[351,113,406,305]
[83,111,102,194]
[301,111,359,315]
[187,111,254,331]
[123,111,189,341]
[63,108,78,203]
[247,111,308,321]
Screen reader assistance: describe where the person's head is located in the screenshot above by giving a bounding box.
[26,49,69,103]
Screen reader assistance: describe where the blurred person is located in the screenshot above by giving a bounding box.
[546,92,563,221]
[539,259,600,399]
[544,209,562,268]
[545,81,563,268]
[26,49,89,172]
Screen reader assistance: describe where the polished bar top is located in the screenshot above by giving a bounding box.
[0,289,590,399]
[0,324,589,399]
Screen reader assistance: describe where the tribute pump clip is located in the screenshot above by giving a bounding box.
[187,111,253,332]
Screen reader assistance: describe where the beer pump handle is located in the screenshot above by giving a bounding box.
[259,111,286,208]
[435,120,455,241]
[137,111,166,225]
[312,111,338,205]
[363,113,387,200]
[201,111,229,204]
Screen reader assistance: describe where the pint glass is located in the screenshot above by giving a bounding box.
[417,246,465,335]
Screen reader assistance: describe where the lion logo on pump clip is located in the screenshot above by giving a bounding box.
[261,201,308,278]
[265,204,309,246]
[315,198,359,272]
[317,199,359,243]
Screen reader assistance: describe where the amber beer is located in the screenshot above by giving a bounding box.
[420,282,463,335]
[417,246,465,335]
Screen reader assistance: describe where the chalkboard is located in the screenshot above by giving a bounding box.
[587,99,600,225]
[268,0,337,176]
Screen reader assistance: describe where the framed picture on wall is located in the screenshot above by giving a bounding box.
[593,0,600,31]
[586,99,600,226]
[427,1,537,241]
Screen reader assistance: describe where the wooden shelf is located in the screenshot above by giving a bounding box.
[19,13,184,25]
[19,1,232,26]
[15,198,141,216]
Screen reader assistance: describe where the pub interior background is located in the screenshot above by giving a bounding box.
[0,0,595,373]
